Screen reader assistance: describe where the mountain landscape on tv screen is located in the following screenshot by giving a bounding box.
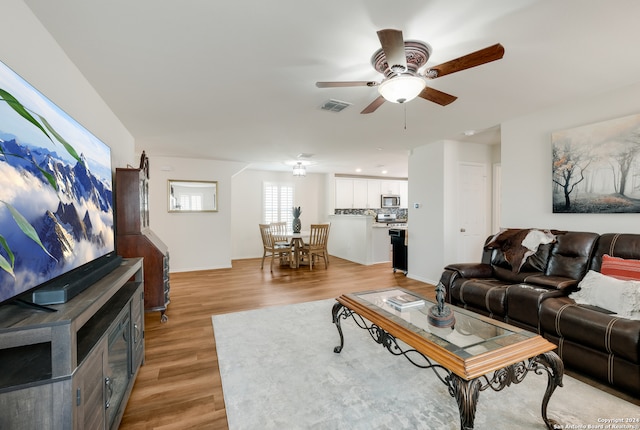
[0,132,114,303]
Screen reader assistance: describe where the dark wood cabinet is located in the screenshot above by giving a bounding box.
[116,168,170,322]
[0,258,144,430]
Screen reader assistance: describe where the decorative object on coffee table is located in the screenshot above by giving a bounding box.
[292,206,302,233]
[428,282,455,328]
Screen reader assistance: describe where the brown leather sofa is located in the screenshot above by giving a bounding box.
[440,231,640,396]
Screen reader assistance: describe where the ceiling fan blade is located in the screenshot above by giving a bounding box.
[418,87,457,106]
[377,29,407,72]
[360,96,386,114]
[316,81,378,88]
[426,43,505,79]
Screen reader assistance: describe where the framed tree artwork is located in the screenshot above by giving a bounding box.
[552,113,640,213]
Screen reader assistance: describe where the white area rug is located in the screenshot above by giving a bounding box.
[212,299,640,429]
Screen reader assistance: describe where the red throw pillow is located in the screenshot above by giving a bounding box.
[601,254,640,280]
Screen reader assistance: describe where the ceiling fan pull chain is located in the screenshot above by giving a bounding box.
[404,104,407,130]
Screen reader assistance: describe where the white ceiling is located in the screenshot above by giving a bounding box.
[23,0,640,177]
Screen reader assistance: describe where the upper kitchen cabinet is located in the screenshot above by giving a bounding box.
[352,179,368,208]
[399,181,408,208]
[334,176,407,209]
[380,180,401,195]
[335,178,355,208]
[367,180,381,208]
[335,178,379,209]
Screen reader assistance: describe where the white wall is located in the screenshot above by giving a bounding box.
[2,0,135,168]
[230,170,330,259]
[407,140,494,284]
[146,155,246,272]
[146,163,330,270]
[407,80,640,285]
[407,143,447,284]
[501,81,640,234]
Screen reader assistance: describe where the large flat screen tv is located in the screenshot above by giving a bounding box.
[0,60,119,307]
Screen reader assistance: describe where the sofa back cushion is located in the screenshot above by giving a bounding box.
[590,233,640,272]
[545,231,599,280]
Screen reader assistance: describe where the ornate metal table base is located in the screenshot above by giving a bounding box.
[332,303,564,430]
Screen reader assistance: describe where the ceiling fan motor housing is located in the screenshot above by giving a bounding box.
[371,40,432,78]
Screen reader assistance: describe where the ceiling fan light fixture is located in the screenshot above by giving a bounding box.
[378,75,426,104]
[292,162,306,177]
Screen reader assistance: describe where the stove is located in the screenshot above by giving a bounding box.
[376,213,407,227]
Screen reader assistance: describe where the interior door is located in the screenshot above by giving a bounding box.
[457,162,488,263]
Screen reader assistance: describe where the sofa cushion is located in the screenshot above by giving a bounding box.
[522,274,578,290]
[453,278,511,317]
[540,296,640,364]
[506,284,556,331]
[589,233,640,272]
[492,266,541,284]
[545,231,599,280]
[570,270,640,320]
[601,254,640,280]
[543,333,640,394]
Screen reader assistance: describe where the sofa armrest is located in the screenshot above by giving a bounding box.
[443,263,493,279]
[523,274,578,292]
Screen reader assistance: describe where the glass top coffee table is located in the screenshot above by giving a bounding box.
[332,287,563,430]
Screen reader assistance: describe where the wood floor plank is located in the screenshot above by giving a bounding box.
[119,256,434,429]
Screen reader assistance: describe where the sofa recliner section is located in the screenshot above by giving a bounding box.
[440,230,640,396]
[443,231,598,327]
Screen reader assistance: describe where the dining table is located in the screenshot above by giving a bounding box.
[286,231,309,268]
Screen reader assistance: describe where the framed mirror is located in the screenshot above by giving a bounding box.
[168,180,218,212]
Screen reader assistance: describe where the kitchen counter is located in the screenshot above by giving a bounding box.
[327,215,392,265]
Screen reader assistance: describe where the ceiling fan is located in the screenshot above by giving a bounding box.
[316,29,505,114]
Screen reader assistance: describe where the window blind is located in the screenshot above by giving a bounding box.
[264,182,294,229]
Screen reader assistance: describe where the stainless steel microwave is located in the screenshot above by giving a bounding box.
[381,194,400,208]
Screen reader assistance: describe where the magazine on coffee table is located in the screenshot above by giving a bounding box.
[386,293,425,310]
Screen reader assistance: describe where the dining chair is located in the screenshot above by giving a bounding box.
[259,223,292,272]
[324,222,331,266]
[300,223,330,270]
[270,221,293,266]
[270,222,290,246]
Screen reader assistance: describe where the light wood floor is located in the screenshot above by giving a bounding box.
[119,256,435,429]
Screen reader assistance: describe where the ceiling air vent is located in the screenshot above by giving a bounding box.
[320,99,351,113]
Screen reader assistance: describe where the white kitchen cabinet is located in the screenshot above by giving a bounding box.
[399,180,408,208]
[353,179,368,208]
[380,180,400,195]
[367,180,381,208]
[335,177,407,209]
[335,178,354,208]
